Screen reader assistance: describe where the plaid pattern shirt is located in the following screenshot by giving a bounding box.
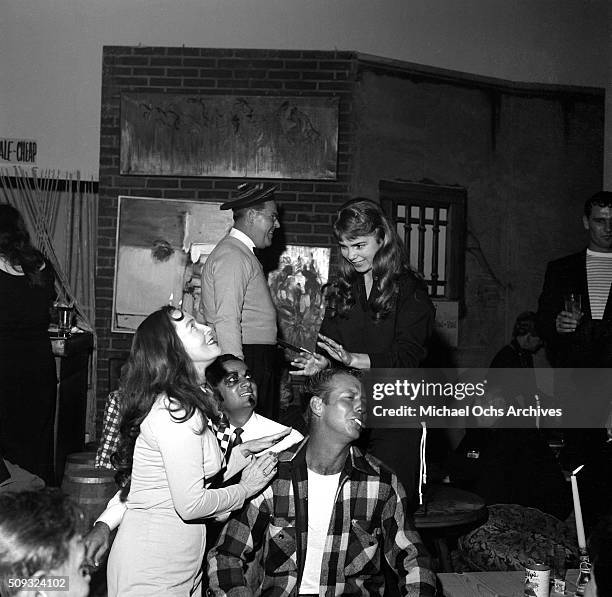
[95,390,122,469]
[207,439,436,597]
[94,390,232,469]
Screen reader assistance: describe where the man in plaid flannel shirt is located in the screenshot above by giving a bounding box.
[207,368,436,597]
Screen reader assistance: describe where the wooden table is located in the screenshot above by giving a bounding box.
[438,569,579,597]
[414,484,488,572]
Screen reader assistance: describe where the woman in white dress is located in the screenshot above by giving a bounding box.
[107,306,286,596]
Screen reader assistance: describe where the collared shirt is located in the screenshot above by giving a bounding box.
[207,440,436,597]
[229,227,255,253]
[220,412,304,455]
[95,394,302,470]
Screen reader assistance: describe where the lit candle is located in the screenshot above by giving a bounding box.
[570,465,587,550]
[168,293,174,305]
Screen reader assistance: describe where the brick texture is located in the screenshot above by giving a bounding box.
[96,46,357,436]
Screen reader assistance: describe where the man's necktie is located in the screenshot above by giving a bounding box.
[224,427,243,463]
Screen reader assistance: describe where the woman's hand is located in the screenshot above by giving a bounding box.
[289,351,330,376]
[315,334,371,369]
[239,452,279,497]
[316,333,354,365]
[239,428,291,457]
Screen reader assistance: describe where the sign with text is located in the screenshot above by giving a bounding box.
[432,300,458,347]
[0,138,37,164]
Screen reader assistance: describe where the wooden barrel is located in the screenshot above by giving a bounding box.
[61,466,117,529]
[64,451,97,472]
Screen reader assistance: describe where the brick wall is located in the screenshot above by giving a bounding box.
[96,47,357,435]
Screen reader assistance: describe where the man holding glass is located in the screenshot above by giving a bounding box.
[537,191,612,367]
[537,191,612,468]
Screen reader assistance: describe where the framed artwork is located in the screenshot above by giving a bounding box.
[267,245,331,352]
[120,93,339,179]
[112,196,233,333]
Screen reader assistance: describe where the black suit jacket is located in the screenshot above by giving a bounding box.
[537,249,612,367]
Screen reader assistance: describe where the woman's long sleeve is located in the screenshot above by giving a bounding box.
[151,408,249,521]
[368,282,434,368]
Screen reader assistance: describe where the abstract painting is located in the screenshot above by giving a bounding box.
[267,245,331,353]
[112,196,233,332]
[120,93,339,179]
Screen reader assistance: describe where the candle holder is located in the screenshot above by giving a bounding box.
[574,549,592,597]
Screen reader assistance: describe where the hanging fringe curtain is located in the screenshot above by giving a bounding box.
[0,166,95,331]
[0,166,99,439]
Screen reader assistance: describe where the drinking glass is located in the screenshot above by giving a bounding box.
[549,545,567,594]
[564,293,582,318]
[55,303,74,337]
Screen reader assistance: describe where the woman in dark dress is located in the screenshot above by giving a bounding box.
[0,204,56,483]
[292,198,435,510]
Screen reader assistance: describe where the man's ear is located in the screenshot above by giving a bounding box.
[583,214,590,231]
[309,395,323,418]
[246,207,257,225]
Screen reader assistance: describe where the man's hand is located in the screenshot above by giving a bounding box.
[555,310,583,333]
[83,522,111,567]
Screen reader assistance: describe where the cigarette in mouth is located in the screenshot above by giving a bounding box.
[353,418,364,428]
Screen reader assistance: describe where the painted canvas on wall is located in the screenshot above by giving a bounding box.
[113,196,233,332]
[120,93,339,179]
[267,246,331,352]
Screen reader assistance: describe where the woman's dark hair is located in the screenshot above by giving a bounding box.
[112,306,220,499]
[0,489,83,597]
[326,198,413,321]
[0,204,46,286]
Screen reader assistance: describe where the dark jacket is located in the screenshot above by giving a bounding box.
[320,272,435,368]
[537,249,612,367]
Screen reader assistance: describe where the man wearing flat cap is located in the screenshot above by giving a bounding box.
[201,183,281,419]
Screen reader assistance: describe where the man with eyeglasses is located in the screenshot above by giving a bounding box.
[201,183,282,420]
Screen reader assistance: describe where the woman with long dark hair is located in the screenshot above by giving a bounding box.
[107,306,287,597]
[292,198,434,372]
[292,198,435,510]
[0,204,56,483]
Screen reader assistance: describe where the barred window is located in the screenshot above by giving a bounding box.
[380,180,466,300]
